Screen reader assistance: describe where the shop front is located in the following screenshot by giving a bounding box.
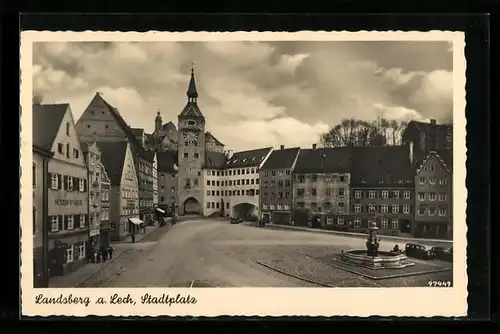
[48,232,89,276]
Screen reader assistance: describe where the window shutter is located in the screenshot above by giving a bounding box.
[84,179,87,192]
[58,216,63,231]
[64,215,69,230]
[74,177,79,191]
[85,214,89,227]
[48,172,53,187]
[75,214,80,227]
[57,174,62,190]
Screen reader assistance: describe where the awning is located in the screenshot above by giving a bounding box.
[155,208,166,214]
[128,218,144,225]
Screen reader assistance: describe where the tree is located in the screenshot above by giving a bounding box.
[33,93,44,105]
[319,117,408,148]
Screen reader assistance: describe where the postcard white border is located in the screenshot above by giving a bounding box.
[20,31,467,317]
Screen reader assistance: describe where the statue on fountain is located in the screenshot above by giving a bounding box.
[366,221,380,257]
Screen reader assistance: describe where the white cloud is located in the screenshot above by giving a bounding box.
[277,53,309,73]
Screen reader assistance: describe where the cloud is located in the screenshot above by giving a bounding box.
[32,41,453,151]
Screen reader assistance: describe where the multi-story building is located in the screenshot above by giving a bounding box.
[152,152,159,209]
[413,148,453,239]
[80,142,102,251]
[33,103,89,277]
[204,148,271,218]
[259,145,300,225]
[75,92,155,226]
[32,144,53,287]
[350,145,414,236]
[98,141,140,241]
[292,145,351,227]
[157,150,178,214]
[99,161,111,248]
[402,119,453,157]
[151,113,179,152]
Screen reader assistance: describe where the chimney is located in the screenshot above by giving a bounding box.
[280,145,284,150]
[312,144,317,149]
[430,119,437,125]
[409,141,414,165]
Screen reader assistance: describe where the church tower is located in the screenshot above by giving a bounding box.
[177,65,206,215]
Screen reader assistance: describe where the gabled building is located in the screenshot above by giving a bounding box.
[99,161,111,249]
[292,145,351,227]
[402,119,453,157]
[157,150,178,214]
[80,142,102,250]
[259,145,300,225]
[206,132,225,153]
[152,152,159,209]
[33,103,89,277]
[203,148,272,218]
[413,148,453,239]
[350,145,414,235]
[98,141,140,241]
[75,93,155,225]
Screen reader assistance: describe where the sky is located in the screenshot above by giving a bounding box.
[33,41,453,151]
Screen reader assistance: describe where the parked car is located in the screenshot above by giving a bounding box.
[230,217,243,224]
[405,243,435,260]
[430,246,453,262]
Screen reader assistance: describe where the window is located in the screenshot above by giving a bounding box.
[66,122,70,136]
[311,189,317,196]
[338,188,345,197]
[58,143,64,154]
[439,178,448,185]
[418,192,425,201]
[337,218,344,225]
[206,202,210,209]
[381,218,388,229]
[369,191,375,199]
[73,148,79,159]
[76,242,85,259]
[33,206,36,234]
[65,245,74,264]
[194,153,199,158]
[339,175,345,182]
[403,205,410,214]
[80,215,86,228]
[51,216,59,232]
[381,205,388,213]
[429,208,436,216]
[67,215,74,229]
[206,190,210,196]
[50,173,58,190]
[393,191,400,199]
[297,188,305,196]
[417,207,425,215]
[297,175,305,183]
[211,202,215,209]
[184,153,188,158]
[66,143,70,158]
[194,178,199,186]
[439,208,447,216]
[66,176,73,191]
[419,177,425,185]
[392,205,399,214]
[79,179,85,192]
[391,219,398,229]
[368,204,375,212]
[439,193,447,201]
[354,191,361,199]
[381,190,388,199]
[430,165,435,172]
[429,193,437,201]
[326,217,334,225]
[354,218,361,227]
[32,162,36,187]
[429,177,436,185]
[354,204,361,213]
[404,191,411,199]
[284,204,290,210]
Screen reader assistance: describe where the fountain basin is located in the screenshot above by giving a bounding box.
[340,250,415,270]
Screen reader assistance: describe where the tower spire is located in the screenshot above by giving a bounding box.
[187,63,198,102]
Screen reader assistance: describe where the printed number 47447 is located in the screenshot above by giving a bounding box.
[428,281,452,287]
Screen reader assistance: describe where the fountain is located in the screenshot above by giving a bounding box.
[340,221,415,270]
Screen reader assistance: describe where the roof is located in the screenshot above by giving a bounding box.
[32,144,54,158]
[206,132,224,146]
[293,147,351,174]
[205,151,227,169]
[179,102,204,118]
[415,148,453,173]
[100,161,111,184]
[131,128,144,137]
[94,93,153,162]
[162,121,177,131]
[261,147,300,170]
[351,146,414,186]
[225,147,272,168]
[157,150,178,173]
[32,103,69,151]
[187,68,198,98]
[79,142,90,153]
[96,141,129,186]
[403,120,452,142]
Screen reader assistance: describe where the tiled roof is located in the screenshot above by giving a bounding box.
[79,141,90,153]
[351,146,414,186]
[293,147,351,174]
[96,141,128,186]
[225,147,272,168]
[179,102,204,118]
[131,128,144,137]
[414,148,453,173]
[162,121,177,131]
[32,103,69,151]
[205,151,227,169]
[95,93,153,162]
[261,147,300,170]
[206,132,224,146]
[157,150,178,173]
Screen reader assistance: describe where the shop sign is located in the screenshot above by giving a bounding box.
[55,199,84,206]
[89,226,100,237]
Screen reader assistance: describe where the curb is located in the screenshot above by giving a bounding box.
[74,249,132,287]
[255,260,332,287]
[266,224,453,244]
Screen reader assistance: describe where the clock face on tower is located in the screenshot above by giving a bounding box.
[183,131,198,144]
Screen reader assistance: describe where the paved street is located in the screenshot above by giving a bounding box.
[80,219,453,288]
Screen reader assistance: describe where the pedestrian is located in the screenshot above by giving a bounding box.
[142,224,146,234]
[101,246,108,261]
[108,246,114,260]
[131,233,135,243]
